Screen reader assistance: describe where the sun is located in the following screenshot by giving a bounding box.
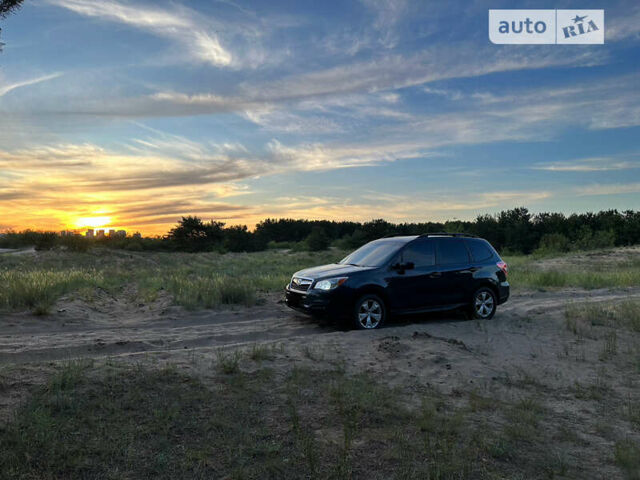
[74,216,112,229]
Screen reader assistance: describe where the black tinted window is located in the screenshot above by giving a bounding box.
[436,239,469,265]
[466,239,494,262]
[402,240,435,267]
[339,240,403,267]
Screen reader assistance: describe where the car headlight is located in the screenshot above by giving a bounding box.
[314,277,348,291]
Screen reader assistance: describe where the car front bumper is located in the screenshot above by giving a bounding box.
[284,285,350,319]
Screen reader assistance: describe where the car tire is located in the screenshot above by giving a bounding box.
[353,294,386,330]
[469,287,497,320]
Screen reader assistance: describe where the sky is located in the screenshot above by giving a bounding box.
[0,0,639,235]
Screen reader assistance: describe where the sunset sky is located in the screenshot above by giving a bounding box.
[0,0,639,235]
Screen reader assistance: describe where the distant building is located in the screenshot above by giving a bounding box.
[86,229,94,238]
[97,230,105,238]
[115,230,126,238]
[108,229,116,237]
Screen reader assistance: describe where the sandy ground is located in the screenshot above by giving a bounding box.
[0,287,638,368]
[1,278,639,478]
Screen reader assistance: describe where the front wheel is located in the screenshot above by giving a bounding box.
[469,287,497,320]
[353,294,386,330]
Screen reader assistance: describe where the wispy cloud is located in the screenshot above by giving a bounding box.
[0,72,62,97]
[607,4,640,42]
[575,183,640,196]
[533,156,639,172]
[46,0,233,66]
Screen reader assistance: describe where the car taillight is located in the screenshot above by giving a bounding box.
[497,260,508,276]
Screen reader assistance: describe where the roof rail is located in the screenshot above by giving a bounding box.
[418,232,476,238]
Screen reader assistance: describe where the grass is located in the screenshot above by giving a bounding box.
[248,343,279,362]
[0,362,294,479]
[1,360,588,480]
[565,300,640,333]
[215,349,242,374]
[505,250,640,289]
[0,268,105,315]
[1,246,640,314]
[0,248,347,314]
[614,439,640,480]
[600,331,618,360]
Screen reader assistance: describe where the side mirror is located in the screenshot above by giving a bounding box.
[392,262,414,272]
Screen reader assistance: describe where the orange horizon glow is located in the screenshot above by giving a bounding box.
[74,216,113,230]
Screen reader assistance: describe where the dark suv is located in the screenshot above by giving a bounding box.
[285,233,509,329]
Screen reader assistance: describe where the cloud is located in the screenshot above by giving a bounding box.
[360,0,408,48]
[575,183,640,196]
[46,0,232,67]
[0,73,62,97]
[253,189,553,225]
[0,140,262,233]
[607,5,640,42]
[533,156,639,172]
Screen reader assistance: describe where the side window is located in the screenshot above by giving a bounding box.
[465,239,494,262]
[402,240,435,268]
[436,239,470,265]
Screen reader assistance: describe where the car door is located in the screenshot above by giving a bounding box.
[385,239,439,311]
[434,238,473,305]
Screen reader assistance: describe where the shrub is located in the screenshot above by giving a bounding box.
[536,233,570,253]
[33,232,58,251]
[573,227,615,251]
[334,229,367,250]
[305,227,330,251]
[60,234,91,252]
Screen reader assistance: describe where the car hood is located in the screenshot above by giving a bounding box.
[293,263,374,280]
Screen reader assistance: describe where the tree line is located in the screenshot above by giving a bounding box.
[1,208,640,255]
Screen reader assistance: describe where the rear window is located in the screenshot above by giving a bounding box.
[436,238,470,265]
[465,239,495,262]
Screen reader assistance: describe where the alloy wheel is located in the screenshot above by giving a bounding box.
[358,299,382,329]
[474,290,495,318]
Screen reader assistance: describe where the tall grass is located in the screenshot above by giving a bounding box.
[505,253,640,289]
[0,269,103,315]
[1,247,639,313]
[565,300,640,332]
[0,249,347,313]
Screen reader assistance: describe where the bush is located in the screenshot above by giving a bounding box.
[267,240,295,250]
[334,229,367,250]
[60,235,91,252]
[33,232,58,251]
[536,233,570,253]
[305,227,330,251]
[573,227,615,251]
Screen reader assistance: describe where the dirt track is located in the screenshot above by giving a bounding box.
[1,284,639,478]
[1,286,639,367]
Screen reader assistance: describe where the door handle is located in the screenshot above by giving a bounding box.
[429,272,442,278]
[458,267,478,274]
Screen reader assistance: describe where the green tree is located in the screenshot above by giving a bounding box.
[168,216,225,252]
[0,0,24,51]
[306,226,330,251]
[536,233,570,253]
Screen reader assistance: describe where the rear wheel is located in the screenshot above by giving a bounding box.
[469,287,496,320]
[353,294,386,330]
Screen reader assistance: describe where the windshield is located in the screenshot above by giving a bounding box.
[338,240,403,267]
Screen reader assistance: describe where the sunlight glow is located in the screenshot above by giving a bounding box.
[74,216,112,229]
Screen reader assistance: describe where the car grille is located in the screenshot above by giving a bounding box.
[290,276,313,292]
